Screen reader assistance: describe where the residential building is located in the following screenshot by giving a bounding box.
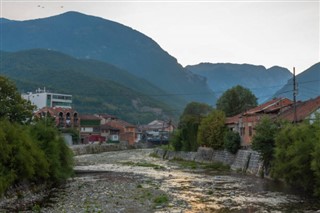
[100,124,120,142]
[79,114,102,144]
[226,98,293,147]
[106,119,136,145]
[138,120,175,143]
[22,88,72,110]
[35,107,79,128]
[276,96,320,123]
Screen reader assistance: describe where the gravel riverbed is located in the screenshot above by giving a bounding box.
[1,149,320,213]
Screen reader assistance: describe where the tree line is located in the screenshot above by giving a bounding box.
[0,76,74,196]
[170,84,320,197]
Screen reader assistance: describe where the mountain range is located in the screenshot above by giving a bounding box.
[0,49,178,123]
[0,11,318,122]
[273,63,320,101]
[186,63,292,103]
[1,11,215,105]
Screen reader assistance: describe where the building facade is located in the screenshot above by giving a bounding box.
[22,88,72,110]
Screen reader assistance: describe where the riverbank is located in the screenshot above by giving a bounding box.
[1,148,320,212]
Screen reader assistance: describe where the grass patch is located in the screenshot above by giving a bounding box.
[120,161,165,170]
[153,194,169,205]
[159,144,174,151]
[170,159,230,171]
[202,162,230,171]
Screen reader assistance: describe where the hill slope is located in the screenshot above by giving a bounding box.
[186,63,292,103]
[273,62,320,101]
[0,49,178,123]
[1,11,216,105]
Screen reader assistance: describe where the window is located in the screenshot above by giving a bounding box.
[249,126,252,136]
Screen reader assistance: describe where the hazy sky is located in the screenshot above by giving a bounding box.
[1,0,319,74]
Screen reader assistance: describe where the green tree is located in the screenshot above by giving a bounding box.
[216,85,257,117]
[170,102,212,151]
[272,122,317,194]
[180,102,213,118]
[30,119,74,182]
[224,130,241,154]
[0,120,49,195]
[0,76,35,123]
[197,110,226,149]
[251,116,279,174]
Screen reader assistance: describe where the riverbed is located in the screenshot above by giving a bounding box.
[14,149,320,212]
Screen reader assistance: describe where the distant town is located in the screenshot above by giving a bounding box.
[22,87,320,148]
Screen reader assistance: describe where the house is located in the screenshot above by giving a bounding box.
[35,107,79,128]
[277,96,320,123]
[79,114,102,144]
[100,124,120,142]
[226,98,293,147]
[105,119,136,145]
[138,120,175,143]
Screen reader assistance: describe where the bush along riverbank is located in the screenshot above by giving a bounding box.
[0,119,74,212]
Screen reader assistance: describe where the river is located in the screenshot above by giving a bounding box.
[36,149,320,212]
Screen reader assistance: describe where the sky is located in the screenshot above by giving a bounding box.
[1,0,319,74]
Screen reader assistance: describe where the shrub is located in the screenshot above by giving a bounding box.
[223,130,241,154]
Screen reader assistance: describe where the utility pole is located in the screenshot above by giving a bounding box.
[293,67,298,124]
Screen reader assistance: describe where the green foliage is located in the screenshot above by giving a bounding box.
[272,122,318,194]
[0,120,50,195]
[0,76,34,123]
[216,85,257,117]
[30,119,74,182]
[223,130,241,154]
[251,116,279,171]
[0,50,181,124]
[197,110,226,149]
[180,102,213,118]
[170,102,213,151]
[0,79,74,196]
[153,194,169,205]
[170,130,183,151]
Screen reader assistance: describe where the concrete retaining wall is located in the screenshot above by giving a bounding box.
[155,147,262,175]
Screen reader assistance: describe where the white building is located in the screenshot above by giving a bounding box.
[22,88,72,109]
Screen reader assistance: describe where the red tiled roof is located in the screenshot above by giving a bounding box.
[79,114,101,120]
[106,119,135,129]
[244,98,293,115]
[35,107,78,116]
[225,114,241,124]
[277,96,320,122]
[98,114,118,120]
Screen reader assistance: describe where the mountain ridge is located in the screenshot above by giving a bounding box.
[0,49,179,123]
[1,11,216,105]
[186,62,292,103]
[272,62,320,101]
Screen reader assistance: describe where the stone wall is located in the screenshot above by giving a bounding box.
[71,144,124,155]
[155,147,262,175]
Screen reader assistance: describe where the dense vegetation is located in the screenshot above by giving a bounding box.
[0,49,178,123]
[271,118,320,197]
[216,85,258,117]
[250,114,320,197]
[0,76,73,196]
[170,102,240,153]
